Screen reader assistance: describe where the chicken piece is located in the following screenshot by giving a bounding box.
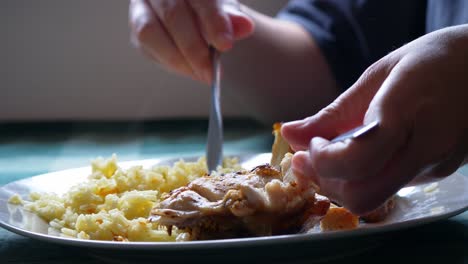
[150,154,330,239]
[319,196,395,231]
[320,205,359,231]
[271,122,394,226]
[270,122,293,168]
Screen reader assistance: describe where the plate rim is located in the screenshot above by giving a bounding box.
[1,153,467,250]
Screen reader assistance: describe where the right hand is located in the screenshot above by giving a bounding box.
[129,0,254,83]
[280,25,468,215]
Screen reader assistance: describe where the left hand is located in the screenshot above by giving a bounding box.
[281,25,468,215]
[128,0,254,83]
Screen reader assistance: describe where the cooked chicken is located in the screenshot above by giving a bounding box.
[150,153,330,239]
[271,123,395,227]
[270,122,292,168]
[320,205,359,231]
[150,123,394,239]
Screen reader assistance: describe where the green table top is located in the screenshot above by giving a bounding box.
[1,119,467,264]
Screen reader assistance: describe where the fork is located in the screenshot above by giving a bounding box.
[206,47,223,172]
[330,121,379,143]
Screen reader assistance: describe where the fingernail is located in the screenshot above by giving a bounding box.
[282,120,303,130]
[281,119,308,138]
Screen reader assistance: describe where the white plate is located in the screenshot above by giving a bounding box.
[1,153,468,262]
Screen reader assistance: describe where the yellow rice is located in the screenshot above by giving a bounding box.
[10,154,241,242]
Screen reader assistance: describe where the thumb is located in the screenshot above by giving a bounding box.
[281,63,389,151]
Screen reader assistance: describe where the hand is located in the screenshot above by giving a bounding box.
[281,25,468,215]
[129,0,254,83]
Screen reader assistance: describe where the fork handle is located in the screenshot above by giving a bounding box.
[206,47,223,172]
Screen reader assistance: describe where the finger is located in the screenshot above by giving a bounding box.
[223,3,255,40]
[150,0,212,83]
[308,115,408,183]
[337,122,466,214]
[334,139,427,214]
[281,60,392,151]
[292,151,346,202]
[140,44,205,82]
[129,0,196,79]
[291,151,319,187]
[293,141,407,214]
[292,61,425,212]
[306,71,461,214]
[306,60,411,182]
[187,0,234,51]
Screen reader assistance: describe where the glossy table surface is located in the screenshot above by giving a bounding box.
[1,119,466,264]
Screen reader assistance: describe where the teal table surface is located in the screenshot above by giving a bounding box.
[1,119,467,264]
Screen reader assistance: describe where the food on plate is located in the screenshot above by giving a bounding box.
[10,155,241,241]
[270,122,293,168]
[320,205,359,231]
[8,123,395,242]
[150,123,395,239]
[272,123,395,227]
[150,153,330,239]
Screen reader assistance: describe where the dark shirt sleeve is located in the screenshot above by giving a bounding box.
[278,0,427,90]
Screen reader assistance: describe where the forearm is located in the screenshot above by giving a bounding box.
[222,5,339,124]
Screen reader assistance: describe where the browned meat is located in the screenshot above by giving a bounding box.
[150,154,330,239]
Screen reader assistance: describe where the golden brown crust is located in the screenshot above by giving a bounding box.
[320,207,359,231]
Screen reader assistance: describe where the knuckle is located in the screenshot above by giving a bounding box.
[158,0,181,27]
[318,102,346,124]
[364,60,382,77]
[358,62,382,85]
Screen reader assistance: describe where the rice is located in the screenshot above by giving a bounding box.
[12,154,241,242]
[8,194,23,205]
